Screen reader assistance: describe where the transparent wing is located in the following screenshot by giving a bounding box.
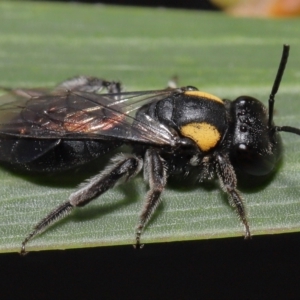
[0,88,182,147]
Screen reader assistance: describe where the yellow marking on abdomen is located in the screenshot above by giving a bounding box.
[180,122,221,152]
[184,91,223,104]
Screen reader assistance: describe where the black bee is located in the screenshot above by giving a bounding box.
[0,45,298,254]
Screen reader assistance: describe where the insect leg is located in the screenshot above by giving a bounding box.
[215,154,251,239]
[21,154,143,254]
[135,149,167,247]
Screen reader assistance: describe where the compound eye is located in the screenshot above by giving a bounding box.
[232,141,281,176]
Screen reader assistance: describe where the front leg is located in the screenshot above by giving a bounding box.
[215,153,251,239]
[135,148,167,247]
[21,154,143,254]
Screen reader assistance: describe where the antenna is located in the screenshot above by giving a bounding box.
[273,45,300,136]
[268,44,290,128]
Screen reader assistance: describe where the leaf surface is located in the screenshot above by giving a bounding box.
[0,2,300,253]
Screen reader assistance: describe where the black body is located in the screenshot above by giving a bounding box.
[0,45,298,254]
[0,138,122,172]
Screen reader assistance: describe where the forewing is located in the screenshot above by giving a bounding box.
[0,89,179,146]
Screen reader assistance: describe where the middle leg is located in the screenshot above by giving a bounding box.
[135,148,167,247]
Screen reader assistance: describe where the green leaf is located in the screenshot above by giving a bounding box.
[0,1,300,253]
